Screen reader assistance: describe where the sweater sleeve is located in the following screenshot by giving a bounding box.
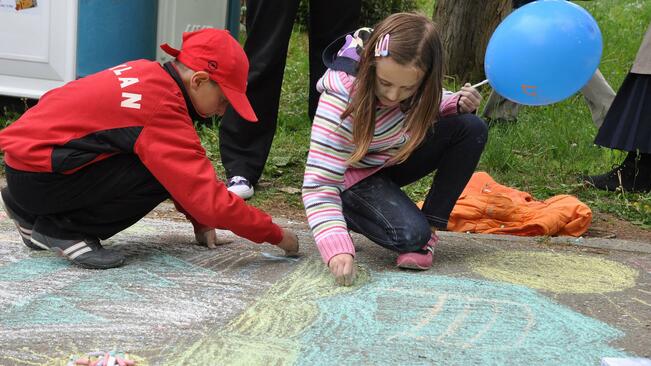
[302,91,356,264]
[135,101,283,245]
[439,90,461,117]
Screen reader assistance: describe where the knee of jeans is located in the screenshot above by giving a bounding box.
[394,220,431,253]
[460,114,489,144]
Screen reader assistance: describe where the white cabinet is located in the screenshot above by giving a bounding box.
[0,0,78,98]
[156,0,231,64]
[0,0,236,99]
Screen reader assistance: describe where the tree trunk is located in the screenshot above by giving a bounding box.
[434,0,511,83]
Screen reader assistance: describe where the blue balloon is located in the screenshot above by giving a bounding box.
[484,0,603,106]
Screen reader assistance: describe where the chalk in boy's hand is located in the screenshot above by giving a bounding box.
[276,228,300,257]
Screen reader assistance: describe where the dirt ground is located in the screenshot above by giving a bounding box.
[585,212,651,242]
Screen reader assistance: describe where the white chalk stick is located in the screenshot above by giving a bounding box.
[471,79,489,88]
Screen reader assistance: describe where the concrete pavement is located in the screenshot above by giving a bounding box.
[0,207,650,365]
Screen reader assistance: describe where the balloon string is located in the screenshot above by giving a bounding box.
[471,79,489,88]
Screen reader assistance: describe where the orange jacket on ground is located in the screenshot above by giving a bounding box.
[427,172,592,237]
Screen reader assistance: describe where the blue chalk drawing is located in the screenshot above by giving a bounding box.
[67,268,177,301]
[0,253,213,328]
[2,296,105,327]
[0,257,69,281]
[297,273,629,366]
[134,251,215,274]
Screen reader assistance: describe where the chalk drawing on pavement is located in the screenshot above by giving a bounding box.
[168,260,370,365]
[468,251,638,294]
[169,259,629,366]
[628,257,651,274]
[0,213,640,365]
[0,248,283,365]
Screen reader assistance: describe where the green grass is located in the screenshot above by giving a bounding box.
[1,0,650,227]
[245,0,651,226]
[195,29,311,210]
[476,0,651,228]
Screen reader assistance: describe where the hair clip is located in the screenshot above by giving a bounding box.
[374,33,390,57]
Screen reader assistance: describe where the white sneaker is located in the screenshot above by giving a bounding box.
[227,176,254,199]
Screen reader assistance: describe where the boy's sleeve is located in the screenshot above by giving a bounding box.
[302,91,356,264]
[171,199,212,232]
[134,102,282,245]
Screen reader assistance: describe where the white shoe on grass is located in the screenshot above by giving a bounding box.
[227,176,254,200]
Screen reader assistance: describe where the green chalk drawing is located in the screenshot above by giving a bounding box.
[2,296,105,327]
[170,260,629,366]
[168,260,370,365]
[0,257,69,281]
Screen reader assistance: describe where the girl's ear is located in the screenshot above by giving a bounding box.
[190,71,211,89]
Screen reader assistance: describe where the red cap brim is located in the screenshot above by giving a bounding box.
[160,43,181,57]
[221,86,258,122]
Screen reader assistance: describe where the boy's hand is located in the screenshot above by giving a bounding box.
[194,228,232,248]
[276,228,299,257]
[329,253,356,286]
[458,83,482,113]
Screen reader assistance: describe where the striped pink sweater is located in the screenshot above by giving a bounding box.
[303,69,461,264]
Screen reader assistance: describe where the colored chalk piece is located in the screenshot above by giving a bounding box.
[261,252,299,262]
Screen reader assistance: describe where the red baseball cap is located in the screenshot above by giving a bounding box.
[160,29,258,122]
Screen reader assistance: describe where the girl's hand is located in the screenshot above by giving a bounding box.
[457,83,482,113]
[328,253,356,286]
[194,228,232,248]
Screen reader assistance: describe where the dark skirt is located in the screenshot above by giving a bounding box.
[595,72,651,153]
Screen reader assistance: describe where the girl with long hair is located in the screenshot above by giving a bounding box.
[303,13,488,285]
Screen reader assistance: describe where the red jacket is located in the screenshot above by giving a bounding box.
[0,60,282,244]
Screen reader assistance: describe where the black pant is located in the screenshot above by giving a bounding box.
[219,0,361,185]
[5,155,169,240]
[341,114,488,253]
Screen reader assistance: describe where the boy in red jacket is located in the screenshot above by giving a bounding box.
[0,29,299,269]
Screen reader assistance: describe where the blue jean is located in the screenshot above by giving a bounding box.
[341,114,488,253]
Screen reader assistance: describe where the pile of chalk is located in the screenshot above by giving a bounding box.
[67,351,136,366]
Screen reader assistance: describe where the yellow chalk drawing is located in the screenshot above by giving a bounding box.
[3,344,83,366]
[169,260,369,365]
[469,251,637,294]
[632,297,651,307]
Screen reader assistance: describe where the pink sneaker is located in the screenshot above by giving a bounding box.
[396,232,438,270]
